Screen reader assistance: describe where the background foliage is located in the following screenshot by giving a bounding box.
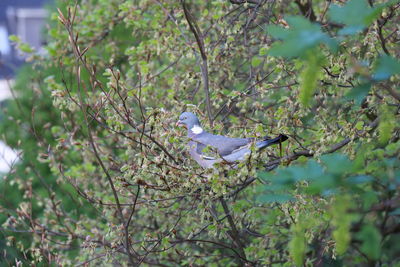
[1,0,399,266]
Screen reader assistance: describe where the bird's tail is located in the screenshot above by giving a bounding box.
[256,134,288,150]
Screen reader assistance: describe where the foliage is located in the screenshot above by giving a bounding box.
[0,0,399,266]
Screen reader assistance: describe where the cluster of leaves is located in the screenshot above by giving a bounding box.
[255,0,400,264]
[0,0,399,266]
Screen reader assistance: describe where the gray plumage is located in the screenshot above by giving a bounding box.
[177,112,288,168]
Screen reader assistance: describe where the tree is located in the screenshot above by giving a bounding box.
[1,0,399,266]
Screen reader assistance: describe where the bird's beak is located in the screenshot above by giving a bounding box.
[176,120,183,127]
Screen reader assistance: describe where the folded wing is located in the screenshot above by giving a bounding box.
[191,132,252,156]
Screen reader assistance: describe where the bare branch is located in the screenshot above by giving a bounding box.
[181,0,213,126]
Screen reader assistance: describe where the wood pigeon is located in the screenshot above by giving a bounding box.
[176,112,288,168]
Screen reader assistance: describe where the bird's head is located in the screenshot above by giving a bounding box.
[176,112,201,129]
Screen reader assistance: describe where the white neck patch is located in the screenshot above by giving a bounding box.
[191,125,203,134]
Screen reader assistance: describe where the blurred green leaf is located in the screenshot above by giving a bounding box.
[345,83,371,105]
[379,105,395,144]
[389,208,400,216]
[267,16,337,58]
[321,153,353,175]
[373,55,400,81]
[259,47,268,56]
[299,52,324,106]
[347,175,374,184]
[257,193,294,203]
[362,191,379,210]
[356,224,382,260]
[251,56,262,67]
[289,223,306,266]
[329,0,387,35]
[302,160,324,181]
[8,35,20,42]
[331,196,354,255]
[19,43,34,53]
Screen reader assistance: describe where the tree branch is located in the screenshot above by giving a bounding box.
[294,0,316,21]
[219,197,247,263]
[229,0,262,5]
[181,0,213,126]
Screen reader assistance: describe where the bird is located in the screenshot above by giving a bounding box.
[176,112,288,168]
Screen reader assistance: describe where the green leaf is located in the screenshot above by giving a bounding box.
[299,52,324,106]
[267,25,291,40]
[379,105,395,144]
[8,35,20,42]
[333,225,351,255]
[301,160,324,181]
[19,43,34,53]
[259,47,268,56]
[355,121,364,130]
[389,208,400,216]
[266,16,337,58]
[331,196,355,255]
[251,56,262,67]
[373,55,400,81]
[329,0,387,35]
[362,191,379,210]
[356,224,382,260]
[345,83,371,105]
[256,193,294,203]
[289,224,306,266]
[259,159,328,195]
[321,153,353,175]
[347,175,373,184]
